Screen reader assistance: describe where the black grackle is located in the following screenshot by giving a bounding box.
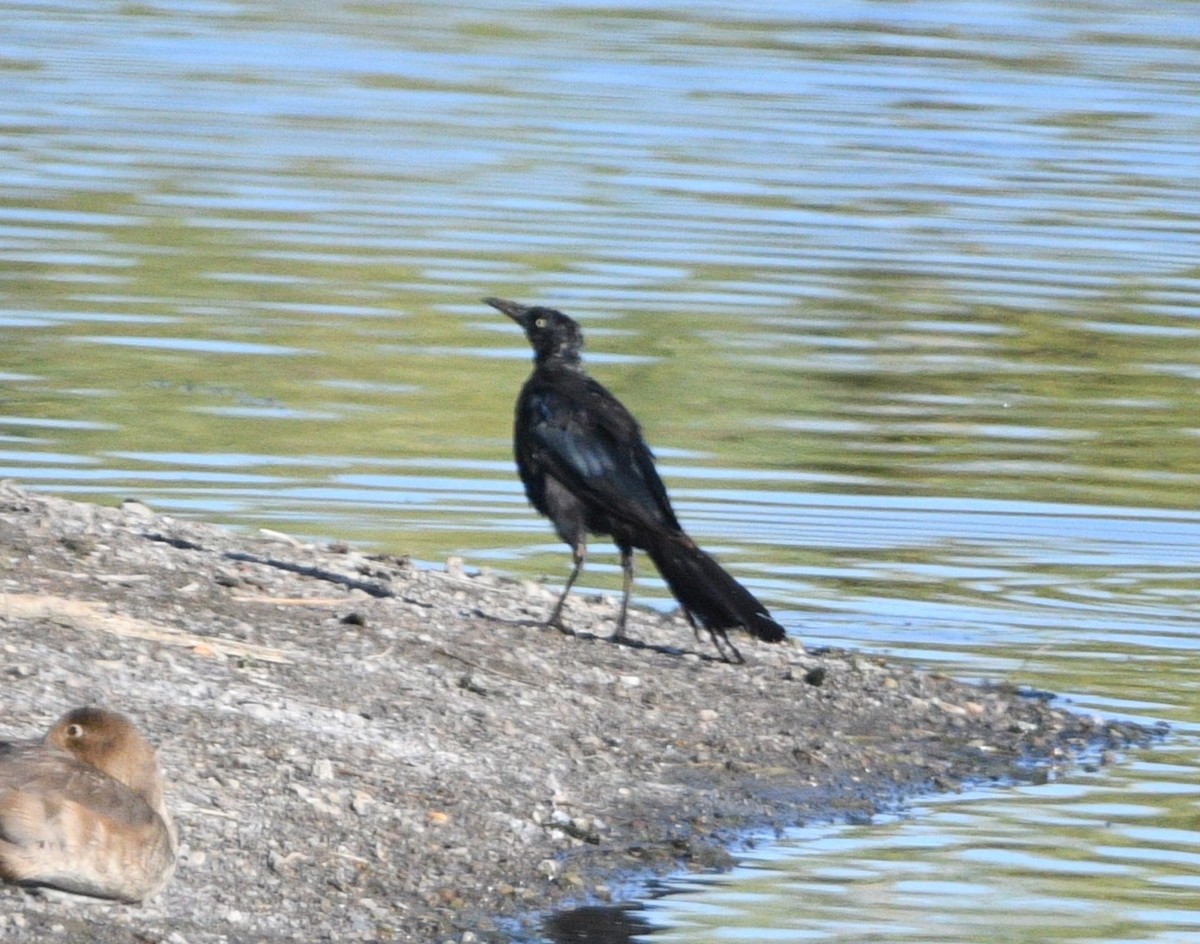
[486,296,787,663]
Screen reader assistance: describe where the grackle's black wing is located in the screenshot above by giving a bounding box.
[517,371,681,538]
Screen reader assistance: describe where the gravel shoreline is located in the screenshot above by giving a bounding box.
[0,482,1147,942]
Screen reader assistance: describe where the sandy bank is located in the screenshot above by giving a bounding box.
[0,482,1145,942]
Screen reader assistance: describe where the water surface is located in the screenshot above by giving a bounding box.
[2,2,1199,941]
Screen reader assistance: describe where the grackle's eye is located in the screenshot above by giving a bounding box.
[535,318,547,328]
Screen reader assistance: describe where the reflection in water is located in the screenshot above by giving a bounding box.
[543,904,653,944]
[3,1,1200,942]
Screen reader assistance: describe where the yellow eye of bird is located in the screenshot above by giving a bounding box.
[535,318,547,328]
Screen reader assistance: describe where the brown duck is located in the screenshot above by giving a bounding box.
[0,707,176,903]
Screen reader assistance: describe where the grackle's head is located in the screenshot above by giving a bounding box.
[484,297,583,365]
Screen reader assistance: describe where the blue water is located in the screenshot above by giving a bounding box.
[3,1,1200,940]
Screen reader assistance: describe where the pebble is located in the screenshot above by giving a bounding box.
[351,790,375,815]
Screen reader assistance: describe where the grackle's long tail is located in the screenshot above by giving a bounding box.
[643,530,786,644]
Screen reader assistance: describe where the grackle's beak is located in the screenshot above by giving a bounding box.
[483,296,532,327]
